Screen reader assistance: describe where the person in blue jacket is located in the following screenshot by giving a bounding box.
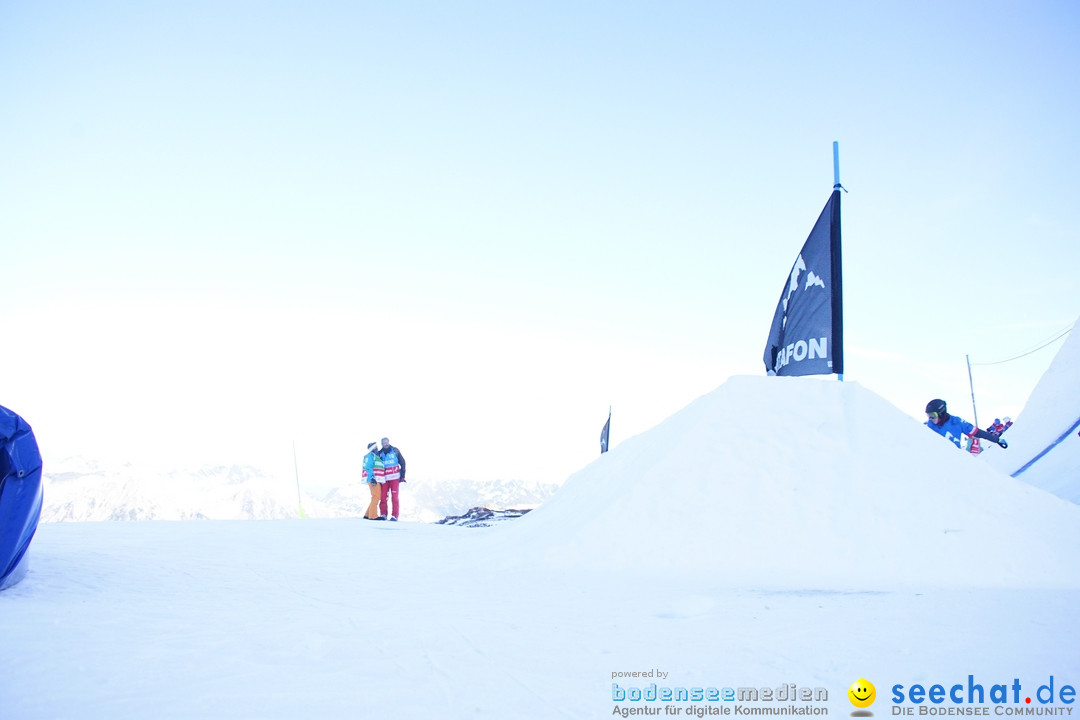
[361,441,385,520]
[924,398,1008,450]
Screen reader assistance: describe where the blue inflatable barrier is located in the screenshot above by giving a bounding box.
[0,405,43,591]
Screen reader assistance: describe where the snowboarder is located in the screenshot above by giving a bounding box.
[361,441,385,520]
[924,399,1008,450]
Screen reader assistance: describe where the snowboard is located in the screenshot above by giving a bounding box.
[968,417,1013,455]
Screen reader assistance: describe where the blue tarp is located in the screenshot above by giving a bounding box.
[0,405,43,590]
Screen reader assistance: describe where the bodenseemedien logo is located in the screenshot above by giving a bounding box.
[609,675,830,717]
[849,679,876,716]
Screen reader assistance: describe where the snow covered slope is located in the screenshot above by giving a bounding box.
[496,376,1080,589]
[984,320,1080,503]
[3,374,1078,719]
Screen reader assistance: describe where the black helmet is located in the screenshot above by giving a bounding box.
[925,398,947,416]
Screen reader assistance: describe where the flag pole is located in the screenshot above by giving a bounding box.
[293,440,307,519]
[966,354,980,429]
[600,406,612,454]
[832,141,845,382]
[833,141,842,192]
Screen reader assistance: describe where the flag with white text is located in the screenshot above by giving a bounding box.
[763,190,844,377]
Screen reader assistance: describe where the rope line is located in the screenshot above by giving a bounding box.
[970,324,1073,366]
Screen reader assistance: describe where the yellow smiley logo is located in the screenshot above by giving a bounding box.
[848,679,876,709]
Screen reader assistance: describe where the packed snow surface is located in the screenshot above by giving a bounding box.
[985,319,1080,502]
[2,377,1078,719]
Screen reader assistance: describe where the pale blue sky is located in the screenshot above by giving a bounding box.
[2,1,1078,486]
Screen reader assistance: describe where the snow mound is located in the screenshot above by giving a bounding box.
[985,319,1080,503]
[493,376,1080,589]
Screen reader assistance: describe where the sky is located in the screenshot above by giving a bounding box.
[2,1,1078,489]
[2,371,1078,718]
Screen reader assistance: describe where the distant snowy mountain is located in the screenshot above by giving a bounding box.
[39,456,558,523]
[41,457,329,521]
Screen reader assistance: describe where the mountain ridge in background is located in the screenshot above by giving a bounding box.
[40,455,557,523]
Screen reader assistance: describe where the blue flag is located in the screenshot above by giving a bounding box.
[600,412,611,454]
[763,190,844,377]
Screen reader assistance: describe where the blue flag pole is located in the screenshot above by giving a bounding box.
[833,141,842,191]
